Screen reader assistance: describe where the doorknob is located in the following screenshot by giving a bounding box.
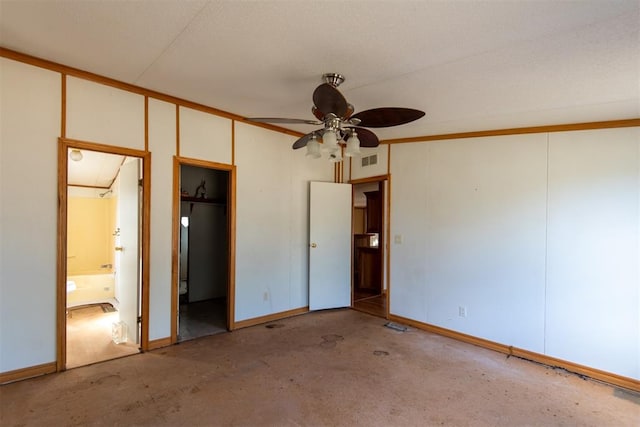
[115,246,124,251]
[310,243,317,248]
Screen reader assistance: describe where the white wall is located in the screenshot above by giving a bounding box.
[67,77,144,149]
[390,129,639,378]
[0,58,61,372]
[179,106,232,163]
[545,128,639,378]
[351,145,389,180]
[234,122,332,321]
[147,98,176,341]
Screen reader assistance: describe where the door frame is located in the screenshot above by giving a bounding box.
[171,156,236,343]
[349,174,390,318]
[56,137,151,371]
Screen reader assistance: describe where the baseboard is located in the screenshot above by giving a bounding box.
[388,314,640,393]
[0,362,57,385]
[232,306,309,330]
[147,337,172,351]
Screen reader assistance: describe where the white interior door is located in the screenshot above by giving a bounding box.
[115,157,140,343]
[309,181,352,310]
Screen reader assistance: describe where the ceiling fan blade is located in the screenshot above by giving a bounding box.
[292,129,324,149]
[313,83,348,118]
[247,117,321,125]
[351,108,425,128]
[346,127,379,147]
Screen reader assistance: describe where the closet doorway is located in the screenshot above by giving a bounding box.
[58,139,150,371]
[174,159,233,342]
[351,177,388,318]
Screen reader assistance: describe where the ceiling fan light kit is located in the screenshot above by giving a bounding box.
[248,73,425,161]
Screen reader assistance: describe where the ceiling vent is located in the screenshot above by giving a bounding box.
[362,154,377,167]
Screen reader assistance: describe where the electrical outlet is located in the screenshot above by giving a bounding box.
[263,291,269,301]
[459,306,467,317]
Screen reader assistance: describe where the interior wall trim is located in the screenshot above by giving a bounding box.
[61,73,66,138]
[232,307,309,330]
[58,138,152,369]
[388,314,640,393]
[147,337,172,351]
[349,174,390,185]
[3,49,635,148]
[0,362,57,385]
[0,47,303,139]
[382,119,640,145]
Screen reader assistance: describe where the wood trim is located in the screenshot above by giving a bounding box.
[176,156,234,171]
[171,157,236,338]
[61,138,148,157]
[140,151,151,351]
[382,119,640,145]
[56,139,68,372]
[349,174,390,185]
[61,74,66,138]
[6,49,631,148]
[144,96,149,152]
[0,362,57,385]
[176,105,180,157]
[388,314,640,393]
[228,165,237,330]
[0,47,303,139]
[385,176,391,319]
[233,307,309,330]
[170,156,180,344]
[58,138,150,368]
[147,337,172,351]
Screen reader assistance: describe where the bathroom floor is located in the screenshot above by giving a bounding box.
[66,304,139,369]
[179,297,227,341]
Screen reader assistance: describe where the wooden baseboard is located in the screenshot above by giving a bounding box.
[0,362,57,385]
[147,337,172,351]
[388,314,639,393]
[232,307,309,330]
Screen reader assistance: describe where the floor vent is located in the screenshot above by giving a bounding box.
[384,322,408,332]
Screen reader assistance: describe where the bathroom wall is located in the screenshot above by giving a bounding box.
[67,190,115,275]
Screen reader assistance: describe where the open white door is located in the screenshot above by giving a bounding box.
[115,157,140,344]
[309,181,352,310]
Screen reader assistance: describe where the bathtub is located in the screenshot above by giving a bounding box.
[66,273,116,308]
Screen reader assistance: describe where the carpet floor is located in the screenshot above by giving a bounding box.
[1,309,638,426]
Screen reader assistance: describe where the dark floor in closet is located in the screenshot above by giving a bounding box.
[179,297,227,341]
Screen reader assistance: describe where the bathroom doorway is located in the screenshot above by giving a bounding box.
[58,139,150,370]
[174,159,233,342]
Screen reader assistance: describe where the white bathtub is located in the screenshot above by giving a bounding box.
[66,273,116,308]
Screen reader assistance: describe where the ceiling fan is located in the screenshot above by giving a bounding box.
[248,73,425,161]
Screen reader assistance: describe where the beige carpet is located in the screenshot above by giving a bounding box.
[66,304,139,369]
[2,309,638,426]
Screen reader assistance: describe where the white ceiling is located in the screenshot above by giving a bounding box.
[1,0,638,143]
[67,149,124,190]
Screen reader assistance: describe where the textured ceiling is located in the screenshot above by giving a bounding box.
[1,0,638,142]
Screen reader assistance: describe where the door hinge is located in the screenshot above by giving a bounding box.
[137,316,142,324]
[138,179,143,187]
